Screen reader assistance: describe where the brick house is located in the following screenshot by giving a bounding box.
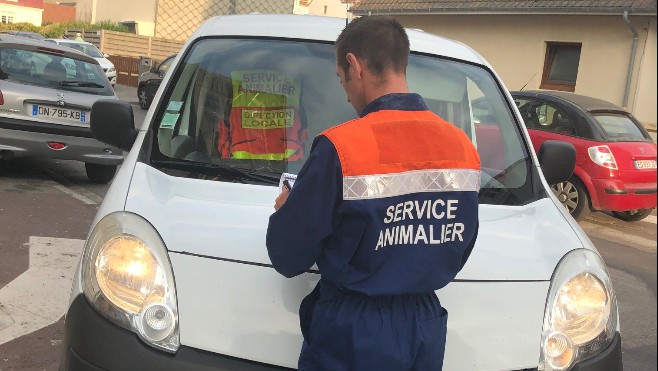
[0,0,43,26]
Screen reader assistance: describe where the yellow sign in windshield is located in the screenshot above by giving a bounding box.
[241,109,295,129]
[231,70,301,109]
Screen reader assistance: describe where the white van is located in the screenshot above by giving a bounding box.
[60,14,622,371]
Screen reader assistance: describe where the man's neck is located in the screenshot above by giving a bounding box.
[364,73,409,106]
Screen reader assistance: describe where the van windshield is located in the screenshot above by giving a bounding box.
[149,38,540,206]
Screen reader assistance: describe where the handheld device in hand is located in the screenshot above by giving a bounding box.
[279,172,297,192]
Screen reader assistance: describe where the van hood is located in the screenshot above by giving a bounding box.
[123,162,580,369]
[125,162,583,282]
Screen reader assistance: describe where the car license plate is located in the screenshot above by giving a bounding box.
[634,160,657,169]
[31,105,88,123]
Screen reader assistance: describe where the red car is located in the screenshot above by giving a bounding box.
[510,90,656,221]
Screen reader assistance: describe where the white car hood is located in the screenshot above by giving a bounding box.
[95,57,114,70]
[122,163,584,369]
[125,162,581,281]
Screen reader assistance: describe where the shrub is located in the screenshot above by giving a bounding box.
[1,20,130,39]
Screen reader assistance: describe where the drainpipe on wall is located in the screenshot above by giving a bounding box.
[622,11,639,108]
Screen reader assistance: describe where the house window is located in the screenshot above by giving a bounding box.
[540,42,581,92]
[1,14,14,24]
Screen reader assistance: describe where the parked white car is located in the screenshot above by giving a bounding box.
[44,39,117,86]
[59,14,623,371]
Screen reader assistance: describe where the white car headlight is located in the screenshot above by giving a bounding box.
[81,212,179,353]
[539,249,618,370]
[107,67,116,73]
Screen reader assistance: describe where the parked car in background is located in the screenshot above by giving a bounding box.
[0,35,123,183]
[44,39,117,86]
[0,30,45,41]
[137,53,176,109]
[509,90,657,221]
[60,14,623,371]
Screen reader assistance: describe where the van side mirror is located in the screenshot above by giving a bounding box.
[91,100,138,152]
[537,140,576,185]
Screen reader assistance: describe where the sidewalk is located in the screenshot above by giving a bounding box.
[113,84,138,106]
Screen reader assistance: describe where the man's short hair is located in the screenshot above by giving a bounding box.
[335,16,409,78]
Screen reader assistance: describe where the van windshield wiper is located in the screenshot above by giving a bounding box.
[151,160,281,185]
[59,80,106,88]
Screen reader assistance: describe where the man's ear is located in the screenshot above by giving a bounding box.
[345,53,362,80]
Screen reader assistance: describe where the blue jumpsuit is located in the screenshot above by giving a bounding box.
[266,93,481,370]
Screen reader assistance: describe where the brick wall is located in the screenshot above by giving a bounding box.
[43,3,75,23]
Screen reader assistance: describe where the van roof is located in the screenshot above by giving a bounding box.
[191,14,489,67]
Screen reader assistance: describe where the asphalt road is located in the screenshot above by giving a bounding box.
[0,86,655,370]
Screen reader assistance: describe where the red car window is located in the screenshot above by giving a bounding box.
[592,114,648,141]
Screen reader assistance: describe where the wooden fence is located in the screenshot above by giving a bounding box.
[100,30,183,60]
[67,29,183,87]
[64,29,102,46]
[107,56,140,87]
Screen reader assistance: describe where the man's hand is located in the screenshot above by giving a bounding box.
[274,187,290,211]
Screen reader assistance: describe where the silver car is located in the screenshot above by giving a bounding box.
[0,35,123,183]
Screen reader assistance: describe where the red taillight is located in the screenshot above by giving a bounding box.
[0,90,4,105]
[47,142,67,150]
[588,145,618,170]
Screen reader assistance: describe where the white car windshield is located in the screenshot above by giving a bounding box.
[149,38,540,206]
[59,42,105,59]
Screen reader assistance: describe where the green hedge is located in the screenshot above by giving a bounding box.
[0,21,130,38]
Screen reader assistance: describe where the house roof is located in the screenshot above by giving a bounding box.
[351,0,658,16]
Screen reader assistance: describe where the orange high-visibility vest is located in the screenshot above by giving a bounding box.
[217,106,307,160]
[322,109,480,176]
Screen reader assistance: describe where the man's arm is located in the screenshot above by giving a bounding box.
[266,137,342,278]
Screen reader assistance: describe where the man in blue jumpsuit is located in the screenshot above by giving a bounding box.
[266,16,481,370]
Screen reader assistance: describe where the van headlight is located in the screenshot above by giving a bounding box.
[81,212,179,353]
[539,249,618,370]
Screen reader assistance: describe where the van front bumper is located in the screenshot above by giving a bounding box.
[60,295,292,371]
[60,295,623,371]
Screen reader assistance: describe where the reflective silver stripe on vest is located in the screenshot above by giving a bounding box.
[343,169,481,200]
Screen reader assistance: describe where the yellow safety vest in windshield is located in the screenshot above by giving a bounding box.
[218,70,307,161]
